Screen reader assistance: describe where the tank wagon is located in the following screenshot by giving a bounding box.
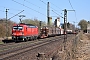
[12,23,38,42]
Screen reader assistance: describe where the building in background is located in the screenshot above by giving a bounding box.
[54,17,60,28]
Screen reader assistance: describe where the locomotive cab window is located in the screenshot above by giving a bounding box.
[13,26,23,30]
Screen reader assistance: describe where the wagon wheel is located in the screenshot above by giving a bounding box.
[23,38,27,42]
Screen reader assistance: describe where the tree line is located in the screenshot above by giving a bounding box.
[78,19,88,32]
[0,19,14,37]
[0,18,46,38]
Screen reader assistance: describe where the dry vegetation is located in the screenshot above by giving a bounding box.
[76,33,90,60]
[0,19,14,43]
[80,33,90,40]
[79,33,89,40]
[0,19,15,38]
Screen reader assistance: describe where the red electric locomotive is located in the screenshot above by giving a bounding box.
[12,23,39,42]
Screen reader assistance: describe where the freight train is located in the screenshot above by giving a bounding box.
[12,23,64,42]
[12,17,65,42]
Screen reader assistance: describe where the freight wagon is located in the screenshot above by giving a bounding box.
[40,26,64,38]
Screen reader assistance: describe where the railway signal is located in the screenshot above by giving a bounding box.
[5,9,9,39]
[40,21,42,26]
[40,21,42,31]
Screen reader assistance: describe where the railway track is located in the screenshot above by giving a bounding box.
[0,34,75,60]
[0,35,65,60]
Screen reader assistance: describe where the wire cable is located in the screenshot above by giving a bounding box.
[68,0,74,10]
[39,0,62,16]
[45,0,62,10]
[52,10,63,18]
[0,10,5,12]
[23,0,25,6]
[24,0,46,10]
[12,0,46,17]
[39,0,47,5]
[0,9,16,15]
[49,1,62,11]
[68,0,77,21]
[0,5,22,11]
[0,6,35,19]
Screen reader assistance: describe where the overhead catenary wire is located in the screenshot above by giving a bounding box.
[46,0,62,11]
[1,5,34,17]
[23,0,25,6]
[0,5,22,11]
[0,9,25,20]
[39,0,63,16]
[12,0,46,17]
[45,0,62,11]
[50,2,63,14]
[23,0,47,19]
[0,10,5,12]
[0,5,38,20]
[0,9,16,15]
[68,0,77,21]
[39,0,47,5]
[52,10,63,18]
[25,0,41,8]
[68,0,74,10]
[24,0,46,10]
[8,10,24,20]
[0,8,27,21]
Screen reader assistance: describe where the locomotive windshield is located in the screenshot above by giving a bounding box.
[13,26,23,30]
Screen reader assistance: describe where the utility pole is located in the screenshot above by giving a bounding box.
[62,9,75,50]
[62,9,75,39]
[64,9,67,40]
[73,21,75,33]
[6,9,9,39]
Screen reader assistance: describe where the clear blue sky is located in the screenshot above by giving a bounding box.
[0,0,90,27]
